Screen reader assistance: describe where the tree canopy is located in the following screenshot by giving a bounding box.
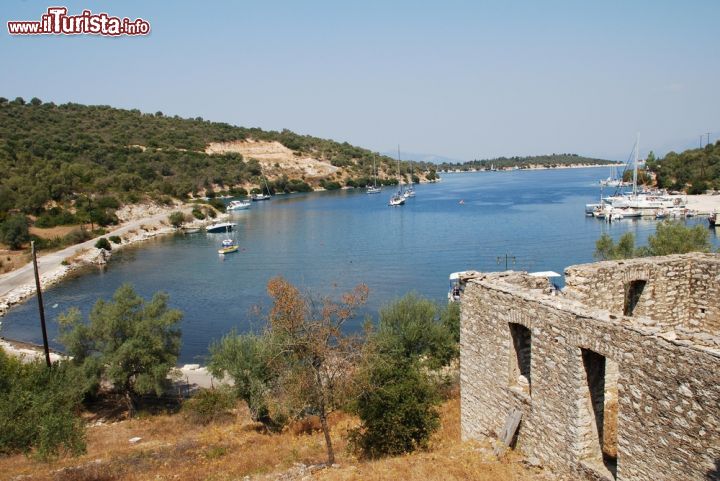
[58,283,182,414]
[594,221,712,260]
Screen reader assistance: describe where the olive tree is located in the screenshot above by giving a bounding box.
[59,283,182,415]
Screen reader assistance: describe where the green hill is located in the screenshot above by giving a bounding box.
[0,97,428,222]
[646,142,720,193]
[437,153,615,171]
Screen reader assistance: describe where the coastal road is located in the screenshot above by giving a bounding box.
[0,211,176,301]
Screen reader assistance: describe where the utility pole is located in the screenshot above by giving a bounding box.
[707,133,712,147]
[31,241,51,367]
[497,253,517,270]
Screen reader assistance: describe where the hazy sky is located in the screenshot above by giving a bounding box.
[2,0,719,161]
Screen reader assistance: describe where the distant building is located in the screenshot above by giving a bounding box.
[460,253,720,481]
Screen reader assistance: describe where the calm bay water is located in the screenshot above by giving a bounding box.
[3,168,717,363]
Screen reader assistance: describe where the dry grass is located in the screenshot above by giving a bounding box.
[0,248,30,274]
[0,396,548,481]
[29,225,82,239]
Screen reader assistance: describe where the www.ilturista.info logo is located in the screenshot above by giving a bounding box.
[7,7,150,36]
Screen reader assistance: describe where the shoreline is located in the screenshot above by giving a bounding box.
[0,336,222,389]
[0,201,210,318]
[439,163,616,173]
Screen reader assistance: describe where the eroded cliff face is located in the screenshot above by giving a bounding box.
[205,140,340,180]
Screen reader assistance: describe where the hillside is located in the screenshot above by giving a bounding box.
[437,153,615,171]
[0,97,433,221]
[646,142,720,193]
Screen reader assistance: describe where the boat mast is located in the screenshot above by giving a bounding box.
[397,145,403,194]
[632,132,639,196]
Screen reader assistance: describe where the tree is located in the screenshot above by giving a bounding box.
[58,284,182,415]
[209,277,368,465]
[0,214,29,249]
[208,332,277,426]
[268,277,368,464]
[594,232,637,260]
[350,353,440,458]
[594,222,712,260]
[0,350,86,460]
[375,293,457,368]
[348,294,455,458]
[646,221,711,256]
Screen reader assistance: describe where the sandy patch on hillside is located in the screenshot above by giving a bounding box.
[205,139,339,179]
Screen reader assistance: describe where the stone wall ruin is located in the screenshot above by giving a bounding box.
[460,253,720,481]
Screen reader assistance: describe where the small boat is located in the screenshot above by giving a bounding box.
[206,222,236,233]
[227,200,251,211]
[218,238,238,255]
[182,227,201,234]
[709,213,718,228]
[389,147,405,206]
[252,173,273,201]
[388,193,405,206]
[403,161,416,198]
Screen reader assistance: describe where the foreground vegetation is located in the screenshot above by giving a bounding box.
[0,280,462,475]
[595,221,713,261]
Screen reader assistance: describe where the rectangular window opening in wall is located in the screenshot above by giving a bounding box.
[509,323,531,394]
[579,348,618,479]
[623,279,647,316]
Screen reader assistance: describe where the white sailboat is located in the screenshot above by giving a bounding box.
[367,155,382,194]
[388,147,406,206]
[603,134,686,211]
[251,173,272,201]
[403,160,416,198]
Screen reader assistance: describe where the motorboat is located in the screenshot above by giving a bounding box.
[218,238,238,255]
[227,200,251,211]
[206,222,236,233]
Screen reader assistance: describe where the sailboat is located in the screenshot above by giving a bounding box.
[367,155,382,194]
[251,173,272,201]
[388,147,405,206]
[403,160,416,198]
[603,134,686,211]
[599,164,629,187]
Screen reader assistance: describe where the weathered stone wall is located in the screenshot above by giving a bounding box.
[460,260,720,481]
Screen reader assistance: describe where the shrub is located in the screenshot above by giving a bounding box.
[109,235,121,244]
[0,215,30,250]
[168,211,185,228]
[349,354,440,458]
[376,293,458,368]
[182,387,236,425]
[0,351,86,460]
[94,237,111,250]
[191,207,205,220]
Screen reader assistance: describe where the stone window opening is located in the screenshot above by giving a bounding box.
[623,280,647,316]
[579,348,618,479]
[509,323,531,394]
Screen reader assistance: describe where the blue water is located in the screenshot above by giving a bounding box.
[3,168,717,363]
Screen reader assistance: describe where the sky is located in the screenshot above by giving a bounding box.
[1,0,719,161]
